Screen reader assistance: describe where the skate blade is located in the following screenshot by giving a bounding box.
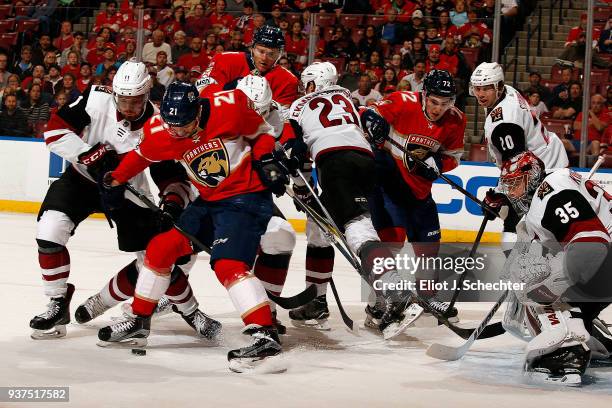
[525,371,582,387]
[383,303,425,340]
[97,338,148,348]
[31,325,67,340]
[291,318,330,331]
[228,354,287,374]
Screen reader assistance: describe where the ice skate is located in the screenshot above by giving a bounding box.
[418,299,459,326]
[383,301,425,340]
[30,283,75,340]
[172,305,222,340]
[525,345,590,387]
[364,302,385,330]
[74,292,111,324]
[590,318,612,362]
[228,324,285,373]
[97,311,151,348]
[289,294,330,331]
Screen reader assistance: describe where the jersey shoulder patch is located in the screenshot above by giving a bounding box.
[93,85,113,94]
[490,106,503,122]
[537,180,554,199]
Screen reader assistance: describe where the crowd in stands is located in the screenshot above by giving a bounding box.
[0,0,609,164]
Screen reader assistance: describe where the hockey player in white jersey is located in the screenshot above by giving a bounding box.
[32,60,220,341]
[470,62,569,252]
[285,62,414,337]
[499,151,611,385]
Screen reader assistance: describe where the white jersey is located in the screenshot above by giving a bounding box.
[288,85,372,161]
[524,168,611,251]
[484,85,568,169]
[43,85,157,205]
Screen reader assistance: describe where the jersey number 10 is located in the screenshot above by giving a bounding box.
[309,94,360,128]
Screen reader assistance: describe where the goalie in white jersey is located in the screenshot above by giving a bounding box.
[285,62,413,337]
[499,151,611,386]
[470,62,569,252]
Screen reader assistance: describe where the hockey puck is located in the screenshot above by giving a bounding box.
[131,348,146,356]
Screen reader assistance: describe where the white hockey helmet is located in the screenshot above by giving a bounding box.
[469,62,504,95]
[112,60,151,120]
[300,61,338,93]
[236,75,273,116]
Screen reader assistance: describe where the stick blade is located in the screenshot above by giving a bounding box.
[426,341,469,361]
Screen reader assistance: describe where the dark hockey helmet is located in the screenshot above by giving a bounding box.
[253,25,285,49]
[500,151,546,216]
[423,69,457,99]
[160,82,200,128]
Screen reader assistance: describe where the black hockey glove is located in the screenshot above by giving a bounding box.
[292,180,320,213]
[157,195,184,232]
[361,109,390,146]
[253,153,290,197]
[412,153,443,181]
[483,189,511,221]
[78,143,119,182]
[100,171,126,212]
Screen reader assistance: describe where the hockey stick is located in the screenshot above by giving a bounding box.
[124,183,315,310]
[587,155,604,179]
[426,289,509,361]
[446,217,488,313]
[287,186,358,332]
[384,137,498,220]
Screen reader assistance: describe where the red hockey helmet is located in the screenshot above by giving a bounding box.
[499,151,545,215]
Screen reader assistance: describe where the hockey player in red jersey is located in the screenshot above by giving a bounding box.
[361,69,466,322]
[497,151,611,386]
[31,61,220,341]
[98,81,288,372]
[196,25,336,331]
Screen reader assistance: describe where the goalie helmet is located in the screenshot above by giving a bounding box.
[300,62,338,93]
[500,151,546,216]
[236,75,273,116]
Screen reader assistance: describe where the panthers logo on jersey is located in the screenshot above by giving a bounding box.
[183,138,230,187]
[401,134,439,170]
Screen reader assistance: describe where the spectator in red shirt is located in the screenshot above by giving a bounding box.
[233,1,254,32]
[87,37,106,67]
[119,1,154,36]
[388,53,409,79]
[118,40,137,63]
[76,63,92,93]
[438,10,456,40]
[161,6,186,40]
[243,14,266,45]
[425,44,450,72]
[366,50,385,81]
[439,37,460,77]
[458,10,492,45]
[210,0,234,37]
[176,37,210,72]
[21,65,51,94]
[61,51,81,78]
[93,1,122,34]
[293,0,320,12]
[574,94,610,155]
[374,67,399,93]
[53,21,74,52]
[185,3,210,38]
[565,13,601,47]
[285,21,308,66]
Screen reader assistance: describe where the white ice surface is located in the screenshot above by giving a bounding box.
[1,212,611,408]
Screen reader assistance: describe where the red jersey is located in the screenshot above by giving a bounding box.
[565,26,601,46]
[176,52,211,72]
[196,51,299,109]
[93,11,122,33]
[372,91,466,199]
[113,89,275,202]
[284,34,307,57]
